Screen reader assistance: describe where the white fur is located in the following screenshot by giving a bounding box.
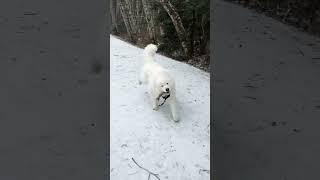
[139,44,180,122]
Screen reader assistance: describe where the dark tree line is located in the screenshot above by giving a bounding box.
[110,0,210,71]
[229,0,320,35]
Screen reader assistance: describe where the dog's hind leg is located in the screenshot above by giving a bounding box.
[149,88,159,111]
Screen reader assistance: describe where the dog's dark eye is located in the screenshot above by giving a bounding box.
[166,83,168,85]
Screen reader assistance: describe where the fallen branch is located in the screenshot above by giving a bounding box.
[297,47,305,56]
[131,158,160,180]
[199,168,210,174]
[156,92,170,107]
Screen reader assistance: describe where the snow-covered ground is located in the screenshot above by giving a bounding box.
[213,0,320,179]
[110,35,210,180]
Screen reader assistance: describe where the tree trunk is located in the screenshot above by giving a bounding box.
[134,0,144,35]
[190,9,196,57]
[124,0,138,34]
[110,0,119,33]
[157,0,190,56]
[142,0,156,42]
[119,0,134,41]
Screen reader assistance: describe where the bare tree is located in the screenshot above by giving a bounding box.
[112,0,209,65]
[110,0,119,33]
[118,0,146,42]
[141,0,157,42]
[155,0,190,56]
[119,0,134,41]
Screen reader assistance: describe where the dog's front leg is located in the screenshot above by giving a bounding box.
[152,97,159,111]
[150,91,159,111]
[169,98,179,122]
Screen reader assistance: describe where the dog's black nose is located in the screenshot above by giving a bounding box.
[166,88,169,92]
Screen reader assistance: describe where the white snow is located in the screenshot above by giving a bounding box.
[110,35,210,180]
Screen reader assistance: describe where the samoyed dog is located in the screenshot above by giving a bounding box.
[139,44,180,122]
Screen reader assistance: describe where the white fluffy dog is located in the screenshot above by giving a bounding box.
[139,44,180,122]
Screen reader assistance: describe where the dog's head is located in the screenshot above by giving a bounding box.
[156,77,173,97]
[160,81,170,94]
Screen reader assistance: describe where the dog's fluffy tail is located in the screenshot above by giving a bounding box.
[143,44,158,63]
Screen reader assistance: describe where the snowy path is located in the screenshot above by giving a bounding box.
[213,0,320,179]
[110,35,210,180]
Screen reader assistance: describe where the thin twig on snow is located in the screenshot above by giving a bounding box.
[131,157,160,180]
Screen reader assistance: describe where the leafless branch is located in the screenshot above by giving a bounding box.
[131,157,160,180]
[297,47,305,56]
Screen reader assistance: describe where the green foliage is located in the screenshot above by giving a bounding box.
[152,2,182,57]
[153,0,210,59]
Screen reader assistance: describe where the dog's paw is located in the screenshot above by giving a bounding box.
[172,115,180,122]
[173,117,180,122]
[152,105,159,111]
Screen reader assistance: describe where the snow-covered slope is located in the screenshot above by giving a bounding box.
[110,35,210,180]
